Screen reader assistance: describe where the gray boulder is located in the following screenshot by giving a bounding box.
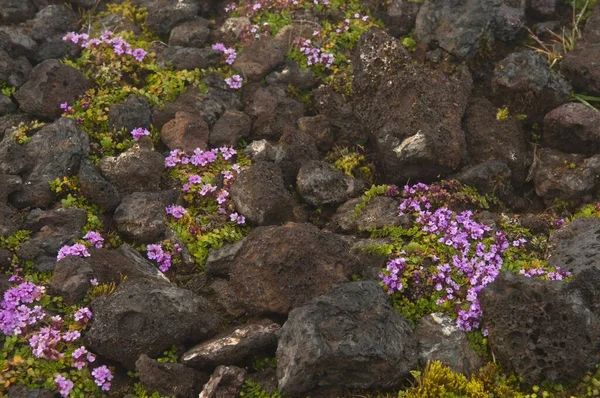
[548,217,600,275]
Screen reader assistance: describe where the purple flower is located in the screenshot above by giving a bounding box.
[217,190,229,205]
[92,365,113,391]
[30,327,63,360]
[90,278,99,286]
[132,48,147,62]
[229,212,246,225]
[188,174,202,184]
[83,231,104,248]
[212,43,226,52]
[57,244,90,261]
[131,127,150,141]
[225,75,243,90]
[147,244,164,261]
[62,330,81,342]
[74,307,92,323]
[166,205,187,219]
[55,374,74,397]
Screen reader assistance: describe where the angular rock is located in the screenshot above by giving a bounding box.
[527,0,558,16]
[532,147,600,203]
[199,366,246,398]
[99,141,164,196]
[230,162,294,226]
[113,192,167,243]
[50,255,94,304]
[543,102,600,155]
[548,217,600,275]
[298,115,334,152]
[567,266,600,318]
[32,36,81,64]
[275,126,320,185]
[205,240,244,278]
[0,0,37,23]
[414,313,484,377]
[7,385,54,398]
[5,118,89,209]
[244,85,304,141]
[78,160,121,213]
[380,0,421,38]
[277,281,418,395]
[415,0,525,59]
[136,354,208,398]
[14,60,90,120]
[492,51,571,121]
[84,277,221,369]
[454,161,513,199]
[217,17,251,46]
[353,28,472,184]
[30,5,78,42]
[161,111,209,152]
[169,18,211,48]
[182,323,281,370]
[0,174,21,204]
[241,139,278,163]
[208,109,251,147]
[314,86,366,147]
[296,161,359,206]
[230,223,361,315]
[233,37,286,81]
[0,26,38,60]
[265,60,317,90]
[0,49,32,88]
[480,272,600,386]
[143,0,201,39]
[463,97,531,186]
[0,94,16,116]
[330,196,407,234]
[157,46,221,70]
[108,94,152,132]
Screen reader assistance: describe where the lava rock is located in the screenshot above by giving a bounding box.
[380,0,421,37]
[567,266,600,319]
[0,49,32,88]
[275,126,320,185]
[230,162,294,226]
[330,196,409,234]
[161,111,210,152]
[492,51,571,121]
[0,174,21,204]
[77,160,121,213]
[414,313,484,377]
[14,60,90,120]
[353,28,472,184]
[108,94,153,132]
[296,161,359,206]
[113,192,168,244]
[208,109,251,147]
[527,0,558,16]
[0,26,38,60]
[313,85,366,147]
[244,84,304,141]
[5,118,89,209]
[99,141,164,196]
[463,97,531,186]
[548,217,600,275]
[0,94,16,116]
[84,277,221,369]
[182,323,281,370]
[169,18,211,48]
[265,60,318,90]
[50,255,94,304]
[7,385,54,398]
[0,0,37,23]
[30,5,78,42]
[454,161,514,200]
[480,272,600,386]
[199,366,246,398]
[543,102,600,154]
[233,37,286,81]
[229,223,361,315]
[205,240,244,278]
[415,0,525,59]
[531,147,600,203]
[142,0,202,39]
[277,281,418,395]
[297,115,334,152]
[157,46,221,70]
[136,354,208,398]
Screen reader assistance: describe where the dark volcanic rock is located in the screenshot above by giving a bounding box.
[169,18,211,48]
[314,86,366,147]
[0,94,16,116]
[199,366,246,398]
[480,272,600,386]
[454,161,514,199]
[229,223,361,315]
[0,49,32,88]
[113,192,168,243]
[157,46,221,70]
[0,174,21,204]
[0,0,37,24]
[532,147,600,203]
[463,97,531,186]
[205,240,244,278]
[136,354,208,398]
[548,217,600,275]
[30,5,78,42]
[543,102,600,155]
[277,281,418,395]
[233,38,286,81]
[14,60,90,120]
[415,0,525,59]
[414,313,484,377]
[492,51,571,121]
[330,196,407,234]
[297,115,334,152]
[380,0,421,38]
[353,28,472,185]
[108,94,153,132]
[77,160,121,213]
[7,385,54,398]
[161,111,210,152]
[208,109,251,147]
[296,161,359,206]
[230,162,294,226]
[275,126,320,185]
[141,0,203,39]
[84,277,221,369]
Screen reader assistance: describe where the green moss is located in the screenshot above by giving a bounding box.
[354,185,392,217]
[240,379,282,398]
[0,82,15,97]
[252,356,277,372]
[326,147,372,181]
[0,230,31,252]
[156,345,178,364]
[49,177,104,234]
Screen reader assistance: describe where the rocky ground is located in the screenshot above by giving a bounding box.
[1,0,600,397]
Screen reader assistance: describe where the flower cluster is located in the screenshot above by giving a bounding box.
[295,38,335,68]
[131,127,150,141]
[57,243,91,261]
[55,374,74,397]
[63,30,147,62]
[92,365,113,391]
[72,346,96,370]
[83,231,104,249]
[225,74,243,90]
[212,42,237,65]
[0,281,45,335]
[519,267,570,280]
[147,243,182,272]
[166,205,187,219]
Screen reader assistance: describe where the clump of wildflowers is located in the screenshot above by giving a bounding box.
[146,242,182,272]
[92,365,113,391]
[83,231,104,248]
[296,38,335,68]
[212,42,237,65]
[63,30,147,63]
[131,127,150,141]
[225,74,243,90]
[0,281,45,335]
[55,374,74,397]
[57,243,90,261]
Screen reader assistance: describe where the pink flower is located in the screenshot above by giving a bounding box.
[166,205,187,219]
[132,48,147,62]
[131,127,150,141]
[55,374,74,397]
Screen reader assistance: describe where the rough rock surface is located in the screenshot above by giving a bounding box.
[233,38,286,81]
[330,196,408,234]
[296,161,359,206]
[14,60,90,120]
[230,223,361,315]
[113,192,168,243]
[543,102,600,155]
[77,160,121,213]
[277,281,418,395]
[230,162,294,226]
[136,354,208,398]
[108,94,153,132]
[84,277,221,369]
[353,28,472,184]
[548,217,600,275]
[161,111,210,152]
[199,366,246,398]
[480,272,600,385]
[209,109,251,147]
